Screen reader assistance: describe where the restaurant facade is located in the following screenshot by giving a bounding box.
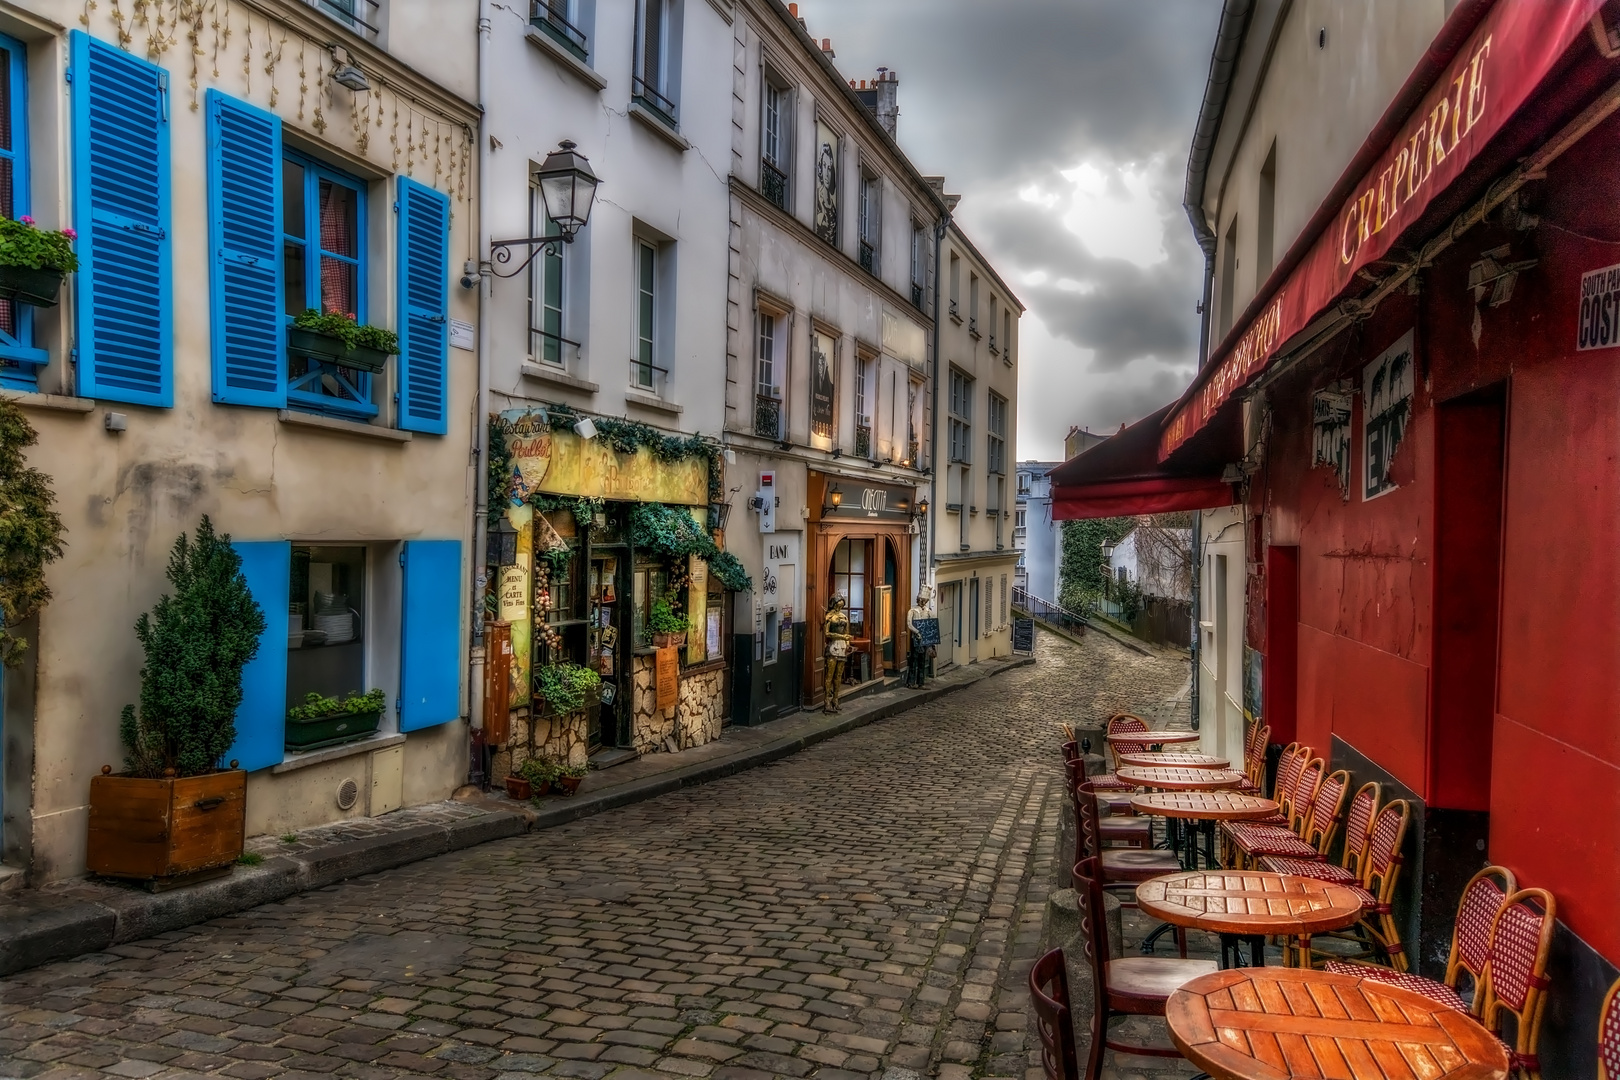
[1052,2,1620,1072]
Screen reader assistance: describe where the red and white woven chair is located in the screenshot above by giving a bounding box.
[1324,865,1516,1014]
[1260,780,1380,883]
[1481,887,1556,1079]
[1295,798,1412,970]
[1598,975,1620,1080]
[1104,713,1151,771]
[1223,766,1348,869]
[1251,742,1309,826]
[1237,722,1270,794]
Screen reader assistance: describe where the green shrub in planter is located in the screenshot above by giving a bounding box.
[535,662,601,715]
[285,688,386,751]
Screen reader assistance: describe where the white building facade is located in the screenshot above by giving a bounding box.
[1014,460,1062,603]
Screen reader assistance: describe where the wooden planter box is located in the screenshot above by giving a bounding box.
[87,769,246,882]
[0,264,64,307]
[285,708,382,752]
[653,632,687,648]
[287,326,392,373]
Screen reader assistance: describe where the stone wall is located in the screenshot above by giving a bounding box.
[630,655,727,755]
[488,705,591,783]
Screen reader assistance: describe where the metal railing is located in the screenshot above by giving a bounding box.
[312,0,381,40]
[1012,586,1094,637]
[968,316,979,337]
[754,394,783,439]
[989,334,998,353]
[948,298,960,320]
[531,0,589,61]
[911,282,925,309]
[629,357,669,396]
[854,424,871,458]
[761,159,789,210]
[633,76,678,128]
[530,327,583,369]
[858,239,878,275]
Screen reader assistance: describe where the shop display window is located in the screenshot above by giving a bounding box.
[287,545,366,704]
[830,539,867,638]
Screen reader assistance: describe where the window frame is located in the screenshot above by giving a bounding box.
[948,367,973,465]
[633,239,658,390]
[0,32,41,385]
[282,149,375,419]
[633,0,678,123]
[529,186,568,366]
[987,391,1008,476]
[858,171,881,275]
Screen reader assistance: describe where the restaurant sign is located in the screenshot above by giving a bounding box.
[823,480,917,522]
[500,408,709,507]
[1160,0,1603,460]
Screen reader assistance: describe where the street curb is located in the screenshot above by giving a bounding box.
[0,656,1028,978]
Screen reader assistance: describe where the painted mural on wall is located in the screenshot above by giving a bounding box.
[1362,330,1415,502]
[810,332,836,439]
[500,409,708,507]
[814,121,839,245]
[1311,384,1353,500]
[1243,645,1263,725]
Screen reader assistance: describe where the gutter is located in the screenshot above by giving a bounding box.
[467,0,493,785]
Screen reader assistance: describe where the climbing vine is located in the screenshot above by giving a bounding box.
[0,401,65,665]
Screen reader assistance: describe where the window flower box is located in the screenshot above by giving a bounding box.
[285,707,382,751]
[287,326,392,373]
[0,265,65,307]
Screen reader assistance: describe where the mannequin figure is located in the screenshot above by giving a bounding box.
[823,595,852,713]
[905,593,931,688]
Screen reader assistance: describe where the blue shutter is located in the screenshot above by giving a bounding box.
[400,539,462,731]
[207,90,285,407]
[70,31,172,408]
[396,178,450,434]
[227,541,290,772]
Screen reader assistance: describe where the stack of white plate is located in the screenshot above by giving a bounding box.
[315,611,355,644]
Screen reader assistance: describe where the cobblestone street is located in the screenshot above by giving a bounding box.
[1,630,1190,1080]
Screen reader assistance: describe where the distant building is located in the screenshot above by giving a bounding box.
[1064,426,1110,461]
[1014,461,1063,604]
[1108,527,1193,602]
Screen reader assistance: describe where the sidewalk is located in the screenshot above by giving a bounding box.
[0,653,1032,978]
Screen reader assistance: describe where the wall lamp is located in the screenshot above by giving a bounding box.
[489,141,602,278]
[824,484,843,515]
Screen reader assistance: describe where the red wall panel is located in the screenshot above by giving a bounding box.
[1296,623,1429,794]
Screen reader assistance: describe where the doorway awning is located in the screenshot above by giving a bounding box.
[1158,0,1604,461]
[1048,403,1239,520]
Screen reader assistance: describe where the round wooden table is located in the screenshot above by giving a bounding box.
[1166,967,1510,1080]
[1116,766,1246,791]
[1107,730,1201,746]
[1117,750,1233,769]
[1138,871,1366,969]
[1131,791,1278,820]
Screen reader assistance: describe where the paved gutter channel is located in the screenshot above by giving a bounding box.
[0,655,1033,979]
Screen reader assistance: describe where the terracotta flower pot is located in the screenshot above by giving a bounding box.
[653,632,687,648]
[558,775,583,796]
[87,768,246,883]
[504,776,533,800]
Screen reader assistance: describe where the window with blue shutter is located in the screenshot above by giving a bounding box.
[208,90,285,408]
[396,178,450,434]
[70,30,172,408]
[400,539,461,731]
[227,541,290,772]
[283,153,374,418]
[0,33,45,387]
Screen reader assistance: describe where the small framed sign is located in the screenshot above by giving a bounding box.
[912,617,940,647]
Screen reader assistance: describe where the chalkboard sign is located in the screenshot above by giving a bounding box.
[1012,617,1035,654]
[912,617,940,647]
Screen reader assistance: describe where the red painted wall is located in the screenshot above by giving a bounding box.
[1262,546,1299,745]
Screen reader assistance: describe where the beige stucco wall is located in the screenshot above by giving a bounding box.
[1197,506,1248,765]
[7,0,479,883]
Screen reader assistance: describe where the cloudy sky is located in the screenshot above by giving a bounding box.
[799,0,1222,460]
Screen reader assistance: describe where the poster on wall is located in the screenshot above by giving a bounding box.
[814,121,839,245]
[1242,646,1263,724]
[1311,384,1353,501]
[811,332,836,438]
[1577,261,1620,350]
[1362,329,1415,502]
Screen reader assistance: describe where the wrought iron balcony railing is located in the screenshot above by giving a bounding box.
[855,424,871,459]
[754,394,783,439]
[911,282,925,309]
[531,1,589,61]
[858,240,877,276]
[761,159,789,211]
[312,0,381,40]
[633,77,678,128]
[948,298,960,321]
[629,357,669,396]
[968,316,979,338]
[530,327,583,369]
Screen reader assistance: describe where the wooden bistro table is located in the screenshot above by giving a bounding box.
[1137,870,1364,968]
[1130,791,1279,870]
[1117,750,1234,769]
[1116,766,1247,791]
[1107,729,1202,748]
[1166,967,1510,1080]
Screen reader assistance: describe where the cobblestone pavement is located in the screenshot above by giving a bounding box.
[1,630,1191,1080]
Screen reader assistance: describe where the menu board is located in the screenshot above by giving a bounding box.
[656,646,679,712]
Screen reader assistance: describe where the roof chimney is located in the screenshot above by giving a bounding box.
[821,37,835,58]
[787,2,797,14]
[852,66,899,139]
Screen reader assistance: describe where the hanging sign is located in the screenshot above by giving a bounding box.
[1161,0,1604,460]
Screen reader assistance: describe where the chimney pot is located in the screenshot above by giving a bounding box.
[788,2,797,14]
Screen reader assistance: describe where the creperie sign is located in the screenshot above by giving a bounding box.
[1159,0,1602,461]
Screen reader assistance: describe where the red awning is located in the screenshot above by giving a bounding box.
[1158,0,1604,460]
[1049,403,1239,520]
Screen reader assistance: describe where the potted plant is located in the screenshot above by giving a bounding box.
[504,772,532,800]
[650,592,687,648]
[288,308,399,373]
[284,688,385,751]
[0,216,78,307]
[516,756,558,798]
[556,762,589,796]
[89,518,267,884]
[535,661,602,717]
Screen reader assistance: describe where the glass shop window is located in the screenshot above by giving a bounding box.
[632,561,670,648]
[830,539,867,639]
[287,546,366,704]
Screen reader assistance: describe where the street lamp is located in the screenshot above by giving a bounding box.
[489,140,601,278]
[828,485,844,511]
[916,495,930,516]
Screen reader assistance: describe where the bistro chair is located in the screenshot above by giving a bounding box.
[1073,780,1187,955]
[1104,713,1152,772]
[1064,757,1150,849]
[1325,865,1516,1014]
[1073,857,1215,1061]
[1260,780,1381,883]
[1597,975,1620,1080]
[1220,754,1321,865]
[1237,722,1270,794]
[1250,742,1308,826]
[1481,888,1557,1079]
[1301,798,1413,970]
[1029,948,1093,1080]
[1064,738,1137,805]
[1223,766,1349,869]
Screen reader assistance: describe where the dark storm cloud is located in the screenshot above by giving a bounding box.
[801,0,1221,456]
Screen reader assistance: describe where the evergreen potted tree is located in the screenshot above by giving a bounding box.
[88,517,266,884]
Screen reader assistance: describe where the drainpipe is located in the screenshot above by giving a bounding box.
[928,211,951,597]
[467,0,493,786]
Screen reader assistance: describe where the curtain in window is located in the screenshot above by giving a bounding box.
[319,179,356,316]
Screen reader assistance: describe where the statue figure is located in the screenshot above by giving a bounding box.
[905,593,932,688]
[823,595,852,713]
